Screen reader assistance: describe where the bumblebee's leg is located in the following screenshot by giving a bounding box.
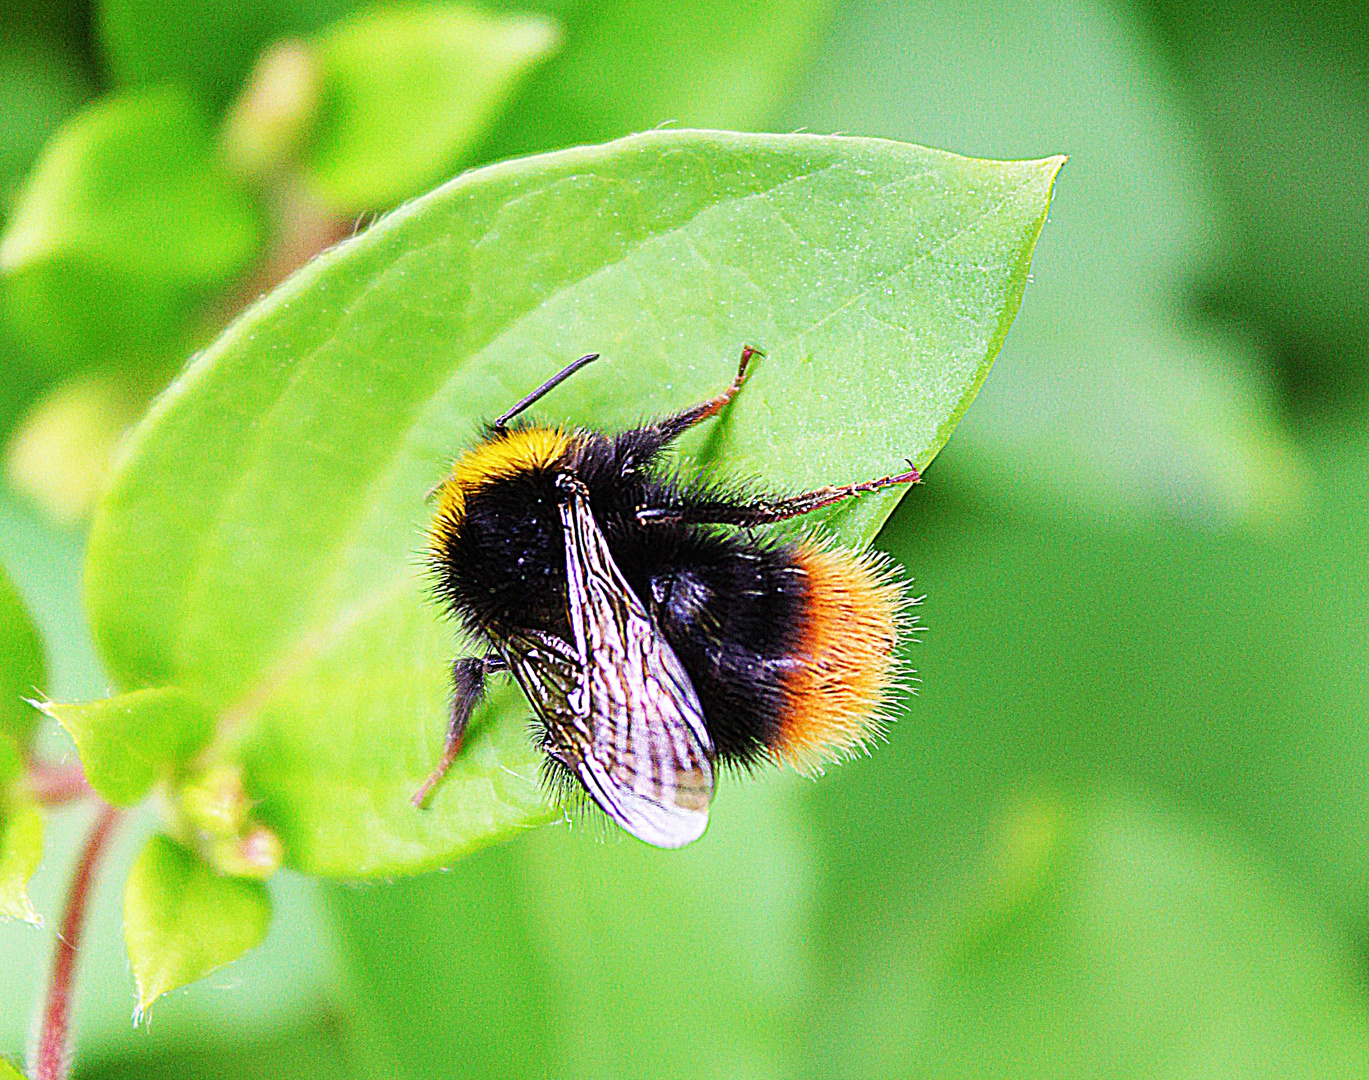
[645,345,761,446]
[411,654,508,808]
[636,465,920,527]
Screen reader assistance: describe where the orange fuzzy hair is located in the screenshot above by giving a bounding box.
[773,541,912,773]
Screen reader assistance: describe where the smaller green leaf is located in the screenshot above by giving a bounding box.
[0,732,42,923]
[124,834,271,1014]
[0,564,44,749]
[0,85,262,373]
[0,1055,26,1079]
[304,4,560,212]
[0,798,43,924]
[39,687,213,806]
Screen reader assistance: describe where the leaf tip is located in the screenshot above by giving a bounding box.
[1030,153,1068,202]
[0,898,41,926]
[23,696,54,718]
[125,835,272,1011]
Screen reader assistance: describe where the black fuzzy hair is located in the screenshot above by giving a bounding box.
[430,420,811,767]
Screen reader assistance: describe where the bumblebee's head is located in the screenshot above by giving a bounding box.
[430,425,577,538]
[428,424,582,634]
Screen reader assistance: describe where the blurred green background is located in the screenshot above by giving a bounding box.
[3,0,1369,1076]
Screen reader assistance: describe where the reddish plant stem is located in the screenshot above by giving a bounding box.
[33,804,123,1080]
[26,761,93,808]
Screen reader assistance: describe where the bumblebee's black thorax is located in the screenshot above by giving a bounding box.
[429,422,810,765]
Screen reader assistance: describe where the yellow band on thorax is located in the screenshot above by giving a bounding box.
[433,426,576,523]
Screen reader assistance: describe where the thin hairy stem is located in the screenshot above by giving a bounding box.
[32,804,123,1080]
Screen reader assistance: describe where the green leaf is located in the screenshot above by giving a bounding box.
[86,131,1061,876]
[0,797,42,924]
[480,0,837,160]
[97,0,359,112]
[123,834,271,1014]
[38,687,214,806]
[0,1055,24,1079]
[0,562,44,748]
[807,790,1369,1077]
[303,4,560,213]
[0,732,41,924]
[0,85,262,374]
[0,30,93,200]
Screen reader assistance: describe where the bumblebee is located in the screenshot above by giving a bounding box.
[415,347,917,847]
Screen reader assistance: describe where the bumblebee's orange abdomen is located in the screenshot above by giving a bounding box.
[773,542,907,772]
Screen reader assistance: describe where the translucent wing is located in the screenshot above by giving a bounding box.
[499,479,714,848]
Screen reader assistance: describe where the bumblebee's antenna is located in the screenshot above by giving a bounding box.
[494,353,600,429]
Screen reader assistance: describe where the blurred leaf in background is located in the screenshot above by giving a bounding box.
[0,26,92,208]
[79,1017,358,1080]
[0,0,96,438]
[332,775,817,1080]
[870,420,1369,927]
[4,370,153,526]
[299,5,560,211]
[476,0,838,159]
[0,83,264,522]
[1140,0,1369,414]
[785,0,1304,525]
[809,789,1369,1078]
[2,0,1369,1076]
[0,86,262,380]
[98,0,359,111]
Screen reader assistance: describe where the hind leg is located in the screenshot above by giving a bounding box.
[635,465,921,528]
